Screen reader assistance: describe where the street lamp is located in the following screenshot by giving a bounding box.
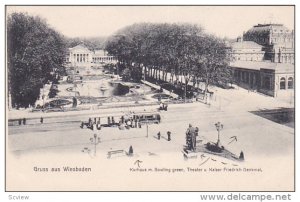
[90,133,101,156]
[215,122,223,147]
[145,120,149,138]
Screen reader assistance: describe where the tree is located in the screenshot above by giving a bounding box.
[193,36,232,96]
[105,22,231,100]
[121,68,131,82]
[7,12,66,108]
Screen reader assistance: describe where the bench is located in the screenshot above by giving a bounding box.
[107,150,126,159]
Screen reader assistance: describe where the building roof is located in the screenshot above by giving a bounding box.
[244,24,292,35]
[230,41,263,50]
[69,44,91,52]
[230,61,294,73]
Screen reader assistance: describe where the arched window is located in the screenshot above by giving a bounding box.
[288,77,293,89]
[280,77,286,89]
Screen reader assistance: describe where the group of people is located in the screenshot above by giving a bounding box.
[157,131,172,141]
[81,115,144,131]
[119,115,142,130]
[159,102,168,111]
[81,117,102,130]
[17,118,27,126]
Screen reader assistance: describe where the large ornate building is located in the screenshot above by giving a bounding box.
[243,23,294,64]
[65,44,117,67]
[229,23,294,98]
[230,37,265,62]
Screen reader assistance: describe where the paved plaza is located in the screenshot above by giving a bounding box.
[6,83,294,191]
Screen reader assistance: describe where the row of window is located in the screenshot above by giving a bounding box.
[233,57,261,61]
[280,77,294,89]
[271,37,292,43]
[278,55,294,64]
[263,77,293,90]
[272,29,289,33]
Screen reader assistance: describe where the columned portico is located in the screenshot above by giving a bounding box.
[65,44,117,67]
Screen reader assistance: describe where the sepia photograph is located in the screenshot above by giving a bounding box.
[5,5,295,191]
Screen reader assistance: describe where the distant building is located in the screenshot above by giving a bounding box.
[65,44,117,67]
[243,23,294,64]
[229,23,294,98]
[92,50,117,64]
[230,37,264,62]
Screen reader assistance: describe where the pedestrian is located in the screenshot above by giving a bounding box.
[93,123,97,131]
[127,119,132,128]
[112,116,115,124]
[239,151,245,160]
[88,118,92,126]
[157,114,161,123]
[130,118,133,127]
[134,119,138,128]
[108,117,111,125]
[97,123,101,130]
[167,131,171,141]
[23,118,26,125]
[157,132,161,140]
[128,145,133,156]
[94,117,97,124]
[159,102,163,110]
[18,119,22,126]
[40,117,43,124]
[121,116,124,123]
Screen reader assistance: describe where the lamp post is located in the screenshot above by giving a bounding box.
[146,120,149,138]
[215,122,223,147]
[90,133,101,156]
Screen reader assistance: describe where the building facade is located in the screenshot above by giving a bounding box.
[231,61,294,97]
[230,37,265,62]
[229,24,294,98]
[92,50,117,64]
[243,23,294,64]
[65,44,117,67]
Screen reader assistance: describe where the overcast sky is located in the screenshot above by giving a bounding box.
[7,6,294,39]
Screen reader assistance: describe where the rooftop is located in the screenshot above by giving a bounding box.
[230,41,263,50]
[69,44,91,52]
[244,24,292,35]
[254,23,283,27]
[230,61,294,73]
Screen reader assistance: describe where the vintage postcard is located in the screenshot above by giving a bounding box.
[5,5,295,191]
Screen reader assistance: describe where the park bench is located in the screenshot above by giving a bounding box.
[107,150,126,159]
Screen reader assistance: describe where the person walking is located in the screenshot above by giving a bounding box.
[167,131,171,141]
[23,118,26,125]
